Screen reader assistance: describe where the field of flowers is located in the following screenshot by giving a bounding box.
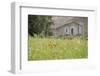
[28,36,88,60]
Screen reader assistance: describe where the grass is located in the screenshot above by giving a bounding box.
[28,36,88,60]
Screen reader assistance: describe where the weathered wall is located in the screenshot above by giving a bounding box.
[51,16,88,37]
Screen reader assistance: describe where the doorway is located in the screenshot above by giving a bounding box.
[71,28,74,35]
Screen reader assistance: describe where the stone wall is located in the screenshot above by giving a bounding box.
[51,16,88,37]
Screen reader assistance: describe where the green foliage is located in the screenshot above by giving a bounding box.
[28,15,53,37]
[28,36,88,60]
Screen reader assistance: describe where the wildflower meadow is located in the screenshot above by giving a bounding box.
[28,36,88,60]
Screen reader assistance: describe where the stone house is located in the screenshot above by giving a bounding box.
[51,16,88,37]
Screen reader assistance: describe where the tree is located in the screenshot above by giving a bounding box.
[28,15,53,37]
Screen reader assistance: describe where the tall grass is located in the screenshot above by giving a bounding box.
[28,36,88,60]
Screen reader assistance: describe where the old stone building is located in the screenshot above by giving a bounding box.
[51,16,88,37]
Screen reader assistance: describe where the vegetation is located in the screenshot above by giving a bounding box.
[28,36,88,60]
[28,15,53,37]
